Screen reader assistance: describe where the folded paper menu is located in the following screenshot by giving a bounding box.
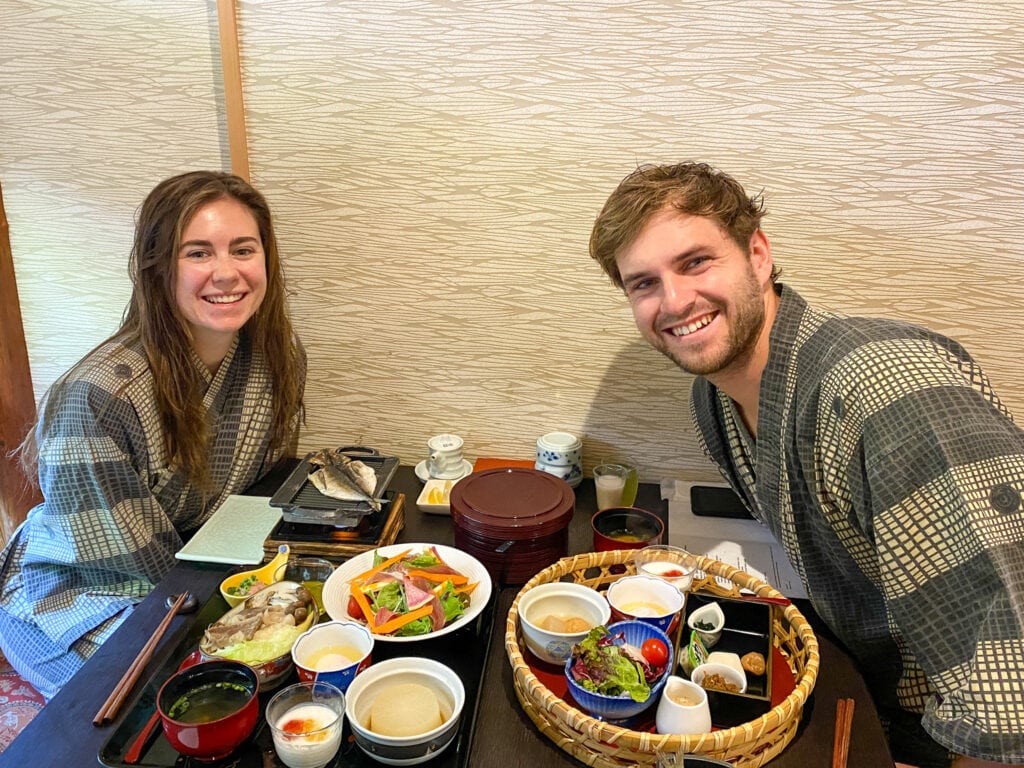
[664,479,807,599]
[175,495,281,565]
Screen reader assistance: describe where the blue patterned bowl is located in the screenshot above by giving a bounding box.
[564,620,673,721]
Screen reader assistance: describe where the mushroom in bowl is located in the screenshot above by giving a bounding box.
[200,580,317,687]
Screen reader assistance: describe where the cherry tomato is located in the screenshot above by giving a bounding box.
[641,637,669,666]
[347,595,363,619]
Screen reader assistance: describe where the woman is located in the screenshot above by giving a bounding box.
[0,171,305,699]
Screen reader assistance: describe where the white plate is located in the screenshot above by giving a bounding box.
[416,479,454,515]
[413,459,473,483]
[321,543,492,643]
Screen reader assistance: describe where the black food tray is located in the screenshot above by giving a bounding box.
[270,449,400,526]
[98,589,497,768]
[682,592,773,728]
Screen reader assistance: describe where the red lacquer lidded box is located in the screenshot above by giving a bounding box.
[449,468,574,585]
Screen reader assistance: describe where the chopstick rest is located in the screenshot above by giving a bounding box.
[92,592,189,726]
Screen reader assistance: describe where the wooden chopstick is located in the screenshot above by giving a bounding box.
[93,592,187,726]
[832,697,855,768]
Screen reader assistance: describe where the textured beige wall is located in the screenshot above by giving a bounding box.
[3,0,1022,485]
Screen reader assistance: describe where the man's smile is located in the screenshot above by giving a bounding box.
[664,311,718,338]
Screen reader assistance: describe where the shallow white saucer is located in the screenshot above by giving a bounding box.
[414,458,473,483]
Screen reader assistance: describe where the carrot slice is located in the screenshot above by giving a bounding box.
[430,579,478,596]
[371,602,433,635]
[353,548,411,583]
[407,569,469,585]
[349,584,375,625]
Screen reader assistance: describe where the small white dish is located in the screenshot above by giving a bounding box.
[416,479,456,515]
[691,660,747,694]
[706,651,745,680]
[414,459,473,483]
[687,601,726,648]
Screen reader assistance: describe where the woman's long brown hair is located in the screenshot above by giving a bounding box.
[22,171,304,491]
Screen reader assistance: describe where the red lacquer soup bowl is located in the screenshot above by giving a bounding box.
[156,660,260,761]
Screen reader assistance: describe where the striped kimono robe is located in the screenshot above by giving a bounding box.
[692,285,1024,767]
[0,333,286,697]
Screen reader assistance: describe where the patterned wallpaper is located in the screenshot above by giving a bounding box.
[3,0,1022,485]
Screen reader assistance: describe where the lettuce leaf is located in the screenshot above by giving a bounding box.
[569,626,651,702]
[215,620,307,664]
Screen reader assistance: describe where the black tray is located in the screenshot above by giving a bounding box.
[682,592,773,728]
[270,449,400,526]
[98,589,497,768]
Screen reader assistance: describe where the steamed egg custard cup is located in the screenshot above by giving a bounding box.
[292,620,374,693]
[606,574,686,635]
[220,544,290,608]
[266,681,345,768]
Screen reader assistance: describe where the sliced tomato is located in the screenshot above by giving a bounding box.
[641,637,669,667]
[347,594,363,620]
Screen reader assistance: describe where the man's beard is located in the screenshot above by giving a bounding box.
[655,272,766,377]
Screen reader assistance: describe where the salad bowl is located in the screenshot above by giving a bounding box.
[565,620,674,721]
[321,543,493,643]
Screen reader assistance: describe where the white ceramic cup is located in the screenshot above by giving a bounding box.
[655,676,712,735]
[266,681,345,768]
[427,433,464,479]
[536,431,582,466]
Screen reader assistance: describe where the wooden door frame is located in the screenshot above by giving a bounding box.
[0,181,43,544]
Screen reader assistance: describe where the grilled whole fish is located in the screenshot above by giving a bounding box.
[307,449,382,511]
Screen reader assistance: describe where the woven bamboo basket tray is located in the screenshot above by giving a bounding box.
[505,550,819,767]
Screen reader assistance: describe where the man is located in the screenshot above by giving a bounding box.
[589,162,1023,768]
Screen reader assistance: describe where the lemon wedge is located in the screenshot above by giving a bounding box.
[428,487,443,504]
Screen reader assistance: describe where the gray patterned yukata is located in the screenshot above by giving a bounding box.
[0,333,286,699]
[691,285,1024,767]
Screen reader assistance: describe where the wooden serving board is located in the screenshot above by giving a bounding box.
[262,492,406,561]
